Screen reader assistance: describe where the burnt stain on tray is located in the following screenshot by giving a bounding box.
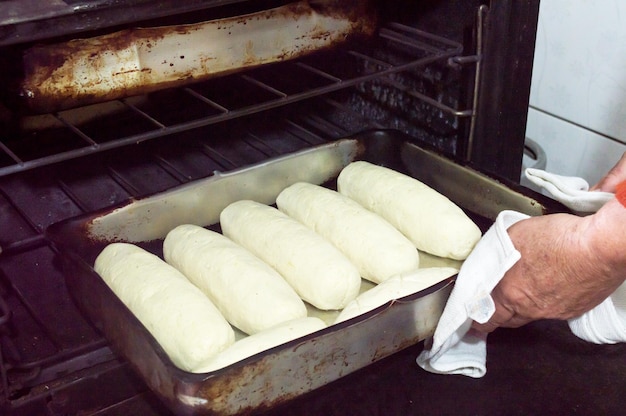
[10,0,378,114]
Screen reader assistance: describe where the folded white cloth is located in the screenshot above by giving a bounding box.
[418,202,626,378]
[417,210,526,378]
[525,168,613,213]
[569,281,626,344]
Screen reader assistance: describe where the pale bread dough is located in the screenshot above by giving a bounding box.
[334,267,458,324]
[220,200,361,310]
[194,317,326,372]
[94,243,235,372]
[276,182,420,283]
[163,224,307,335]
[337,161,481,260]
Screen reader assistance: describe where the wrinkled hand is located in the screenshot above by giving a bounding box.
[472,208,624,333]
[472,152,626,334]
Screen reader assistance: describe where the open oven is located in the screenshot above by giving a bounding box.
[2,1,626,415]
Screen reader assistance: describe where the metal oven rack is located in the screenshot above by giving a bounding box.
[0,23,471,178]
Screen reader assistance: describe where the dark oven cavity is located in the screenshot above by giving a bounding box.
[0,1,542,415]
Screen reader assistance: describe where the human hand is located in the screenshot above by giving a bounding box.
[472,205,625,333]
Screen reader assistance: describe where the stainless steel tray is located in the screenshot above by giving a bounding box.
[46,130,566,415]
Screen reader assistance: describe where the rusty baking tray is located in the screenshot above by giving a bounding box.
[46,130,566,415]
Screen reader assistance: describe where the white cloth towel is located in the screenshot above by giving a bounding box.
[417,210,525,378]
[418,171,626,378]
[525,168,613,213]
[568,282,626,344]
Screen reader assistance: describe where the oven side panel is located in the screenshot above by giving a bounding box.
[470,0,540,180]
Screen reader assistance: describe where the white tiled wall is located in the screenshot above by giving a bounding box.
[526,107,625,185]
[525,0,626,184]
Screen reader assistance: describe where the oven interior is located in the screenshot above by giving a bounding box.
[0,1,541,415]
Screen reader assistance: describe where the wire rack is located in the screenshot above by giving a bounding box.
[0,23,467,178]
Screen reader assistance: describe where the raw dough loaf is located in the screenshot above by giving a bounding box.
[335,267,457,324]
[163,224,307,335]
[276,182,420,283]
[94,243,235,372]
[220,200,361,310]
[194,317,326,372]
[337,161,481,260]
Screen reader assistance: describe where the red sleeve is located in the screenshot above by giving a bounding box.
[616,180,626,208]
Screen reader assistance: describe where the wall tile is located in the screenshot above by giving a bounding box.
[530,0,626,144]
[526,108,625,185]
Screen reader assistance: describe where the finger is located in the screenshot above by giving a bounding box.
[472,310,532,333]
[471,319,499,333]
[471,301,515,333]
[591,176,620,192]
[497,314,531,329]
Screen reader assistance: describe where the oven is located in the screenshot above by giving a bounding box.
[1,1,626,415]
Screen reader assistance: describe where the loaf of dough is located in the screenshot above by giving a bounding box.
[94,243,235,372]
[194,317,326,372]
[337,161,481,260]
[163,224,307,335]
[276,182,420,284]
[335,267,457,324]
[220,200,361,310]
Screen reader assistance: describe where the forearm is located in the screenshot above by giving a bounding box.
[591,153,626,192]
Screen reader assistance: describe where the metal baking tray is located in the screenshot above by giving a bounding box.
[46,129,566,415]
